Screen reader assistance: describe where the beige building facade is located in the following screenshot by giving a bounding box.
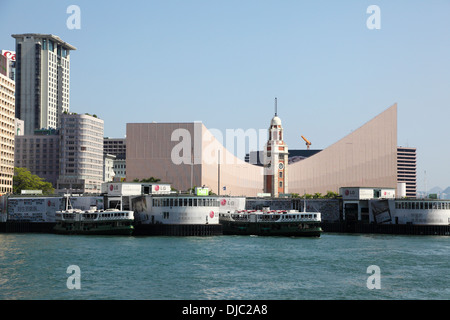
[57,113,104,193]
[126,104,398,197]
[0,73,15,195]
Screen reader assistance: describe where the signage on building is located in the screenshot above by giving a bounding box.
[195,187,209,196]
[151,184,171,194]
[341,187,374,200]
[104,183,141,196]
[1,50,16,61]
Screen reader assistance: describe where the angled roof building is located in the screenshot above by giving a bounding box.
[126,103,398,196]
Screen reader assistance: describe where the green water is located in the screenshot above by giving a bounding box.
[0,233,448,300]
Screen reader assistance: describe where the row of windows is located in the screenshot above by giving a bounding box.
[152,198,220,208]
[395,201,450,210]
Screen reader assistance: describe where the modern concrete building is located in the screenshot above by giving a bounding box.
[126,103,399,197]
[104,137,126,181]
[12,34,76,134]
[57,113,104,193]
[289,104,398,195]
[126,122,264,195]
[14,129,60,187]
[104,137,126,158]
[103,153,116,183]
[0,72,15,195]
[112,158,126,181]
[397,147,417,198]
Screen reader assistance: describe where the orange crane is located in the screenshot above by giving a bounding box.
[301,135,312,150]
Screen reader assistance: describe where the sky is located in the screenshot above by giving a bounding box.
[1,0,449,191]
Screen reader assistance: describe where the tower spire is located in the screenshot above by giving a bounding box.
[275,97,277,116]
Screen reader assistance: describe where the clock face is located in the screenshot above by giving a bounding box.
[278,162,284,170]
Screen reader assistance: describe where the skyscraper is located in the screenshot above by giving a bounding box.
[12,34,76,134]
[0,69,15,195]
[57,113,104,194]
[397,147,417,198]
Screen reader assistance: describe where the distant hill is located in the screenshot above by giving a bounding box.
[417,186,450,199]
[428,186,443,194]
[443,187,450,195]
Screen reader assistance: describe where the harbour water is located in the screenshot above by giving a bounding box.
[0,233,448,300]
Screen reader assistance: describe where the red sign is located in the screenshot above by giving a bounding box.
[2,51,16,61]
[220,199,227,206]
[210,211,214,218]
[155,185,160,191]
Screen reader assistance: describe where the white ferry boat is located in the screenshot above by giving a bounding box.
[54,197,134,235]
[219,208,322,237]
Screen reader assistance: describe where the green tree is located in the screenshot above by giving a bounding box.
[324,190,339,199]
[13,167,54,195]
[140,177,161,183]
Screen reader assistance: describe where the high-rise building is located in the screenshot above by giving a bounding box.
[0,72,16,195]
[12,34,76,134]
[103,138,126,158]
[397,147,417,198]
[14,129,60,187]
[104,137,126,181]
[57,113,104,193]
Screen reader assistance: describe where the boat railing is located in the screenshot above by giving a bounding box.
[225,210,321,222]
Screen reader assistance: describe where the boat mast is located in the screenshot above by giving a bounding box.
[303,191,306,212]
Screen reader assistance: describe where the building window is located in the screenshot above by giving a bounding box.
[279,172,283,178]
[279,181,283,188]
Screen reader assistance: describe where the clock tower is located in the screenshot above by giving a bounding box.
[263,98,289,197]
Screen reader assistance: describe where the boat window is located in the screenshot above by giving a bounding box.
[420,202,424,210]
[169,199,173,207]
[194,199,197,206]
[189,199,192,206]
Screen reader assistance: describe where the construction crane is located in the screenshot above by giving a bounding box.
[301,135,312,150]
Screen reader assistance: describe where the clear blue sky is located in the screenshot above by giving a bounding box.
[1,0,449,191]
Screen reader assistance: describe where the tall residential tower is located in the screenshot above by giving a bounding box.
[0,68,15,195]
[12,34,76,134]
[57,113,104,194]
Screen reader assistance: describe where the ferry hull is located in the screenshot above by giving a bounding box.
[133,223,223,236]
[221,220,322,237]
[53,223,134,236]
